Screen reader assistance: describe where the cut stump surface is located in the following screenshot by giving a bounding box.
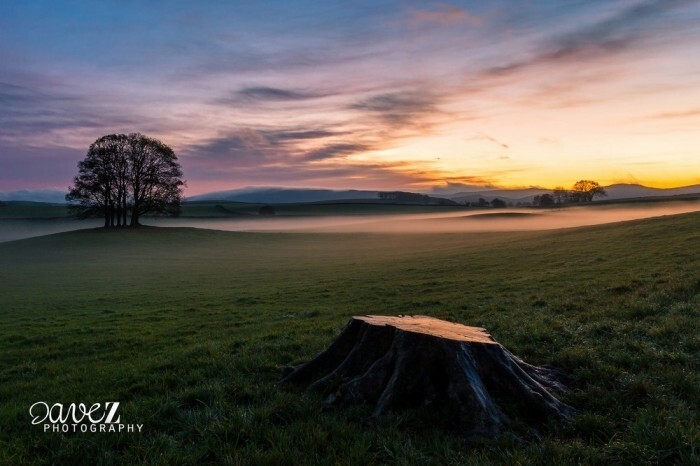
[282,315,576,439]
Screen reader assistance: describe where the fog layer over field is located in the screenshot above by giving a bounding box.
[1,202,699,243]
[146,203,700,234]
[0,219,102,243]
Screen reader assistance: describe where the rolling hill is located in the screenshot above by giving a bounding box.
[186,187,379,203]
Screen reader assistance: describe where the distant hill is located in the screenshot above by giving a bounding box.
[450,188,548,205]
[187,188,379,204]
[603,184,700,200]
[187,187,458,205]
[0,189,66,203]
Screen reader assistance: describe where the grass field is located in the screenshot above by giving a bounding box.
[0,212,699,464]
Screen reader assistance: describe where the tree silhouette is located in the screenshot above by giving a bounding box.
[258,205,276,216]
[570,180,606,203]
[552,187,569,204]
[67,133,184,227]
[491,198,506,208]
[535,193,555,207]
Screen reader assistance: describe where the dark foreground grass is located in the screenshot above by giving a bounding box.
[0,213,699,464]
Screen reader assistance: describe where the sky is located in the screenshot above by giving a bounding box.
[1,0,699,196]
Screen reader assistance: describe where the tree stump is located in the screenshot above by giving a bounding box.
[282,315,576,439]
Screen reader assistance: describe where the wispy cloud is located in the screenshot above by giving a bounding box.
[647,108,700,119]
[304,143,370,161]
[232,86,329,102]
[466,133,509,149]
[262,129,343,141]
[184,153,441,191]
[484,0,696,79]
[407,3,482,27]
[0,81,140,148]
[184,129,277,166]
[184,125,360,166]
[186,83,449,186]
[430,179,499,195]
[350,90,440,128]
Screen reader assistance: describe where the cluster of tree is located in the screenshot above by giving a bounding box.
[379,191,431,203]
[378,191,458,205]
[466,197,508,208]
[490,198,506,208]
[533,180,607,207]
[258,205,276,216]
[67,133,184,228]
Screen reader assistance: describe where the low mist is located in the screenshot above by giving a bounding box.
[1,202,699,243]
[0,219,102,243]
[145,202,700,234]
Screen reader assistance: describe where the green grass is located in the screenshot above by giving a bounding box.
[0,213,699,464]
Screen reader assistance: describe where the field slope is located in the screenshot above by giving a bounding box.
[0,213,698,464]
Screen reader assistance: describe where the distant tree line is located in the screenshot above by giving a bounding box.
[258,205,276,216]
[533,180,607,207]
[379,191,432,203]
[378,191,458,205]
[461,197,510,208]
[67,133,184,228]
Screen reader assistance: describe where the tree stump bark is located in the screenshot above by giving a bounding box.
[282,315,576,439]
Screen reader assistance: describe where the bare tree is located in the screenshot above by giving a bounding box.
[126,134,184,226]
[491,198,506,208]
[553,186,569,204]
[571,180,606,203]
[532,193,555,207]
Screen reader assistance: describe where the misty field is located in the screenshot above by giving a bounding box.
[4,199,700,243]
[0,212,699,464]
